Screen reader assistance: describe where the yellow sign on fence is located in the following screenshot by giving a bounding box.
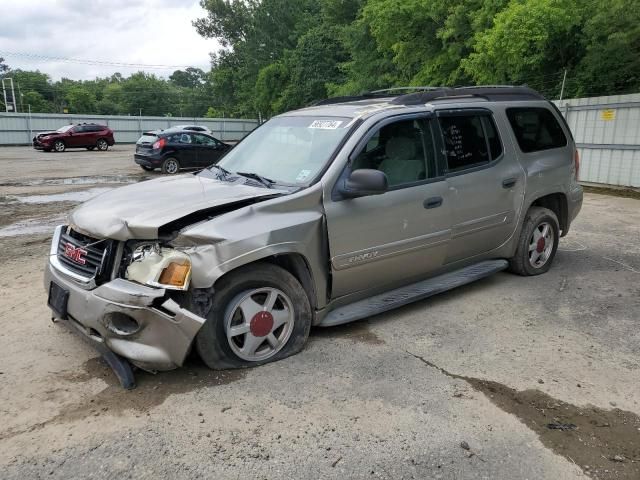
[600,109,616,121]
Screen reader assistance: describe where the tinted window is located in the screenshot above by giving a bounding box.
[167,133,193,144]
[352,118,437,187]
[193,134,216,146]
[506,107,567,152]
[439,115,491,172]
[482,116,503,160]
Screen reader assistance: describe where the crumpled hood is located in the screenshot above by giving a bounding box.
[69,174,284,241]
[36,131,60,137]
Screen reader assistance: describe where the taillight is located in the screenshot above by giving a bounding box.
[574,149,580,181]
[152,138,166,150]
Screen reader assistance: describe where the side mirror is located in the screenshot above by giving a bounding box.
[339,169,388,198]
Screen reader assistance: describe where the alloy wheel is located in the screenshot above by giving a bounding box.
[225,287,295,362]
[528,221,554,268]
[165,159,179,174]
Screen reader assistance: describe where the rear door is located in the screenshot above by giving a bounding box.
[170,132,198,167]
[435,108,525,263]
[192,133,226,167]
[324,114,452,298]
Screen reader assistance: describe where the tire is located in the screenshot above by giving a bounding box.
[53,140,65,152]
[161,157,180,174]
[508,206,559,276]
[86,146,96,151]
[196,263,312,370]
[140,165,154,171]
[96,138,109,151]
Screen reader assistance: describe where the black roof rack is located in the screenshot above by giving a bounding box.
[313,85,545,107]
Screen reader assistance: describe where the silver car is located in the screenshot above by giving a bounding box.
[45,86,582,388]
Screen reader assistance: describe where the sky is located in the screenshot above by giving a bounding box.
[0,0,221,80]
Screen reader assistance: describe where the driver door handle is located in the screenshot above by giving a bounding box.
[502,177,517,189]
[424,196,443,209]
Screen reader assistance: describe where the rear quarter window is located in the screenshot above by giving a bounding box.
[506,107,567,153]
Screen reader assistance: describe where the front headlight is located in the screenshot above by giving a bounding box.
[125,244,192,290]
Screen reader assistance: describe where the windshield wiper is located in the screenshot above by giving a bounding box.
[209,164,232,180]
[236,171,275,188]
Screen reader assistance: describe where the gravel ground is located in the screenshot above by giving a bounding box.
[0,146,638,479]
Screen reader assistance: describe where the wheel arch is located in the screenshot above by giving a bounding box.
[211,252,318,313]
[529,192,568,236]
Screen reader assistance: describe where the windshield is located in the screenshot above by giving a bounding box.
[56,125,74,133]
[216,116,352,185]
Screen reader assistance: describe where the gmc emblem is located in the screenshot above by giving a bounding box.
[64,244,88,265]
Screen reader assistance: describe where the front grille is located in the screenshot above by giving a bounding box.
[57,228,114,282]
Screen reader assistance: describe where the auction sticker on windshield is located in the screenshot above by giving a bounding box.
[309,120,343,129]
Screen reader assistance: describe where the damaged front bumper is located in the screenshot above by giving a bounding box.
[45,250,206,382]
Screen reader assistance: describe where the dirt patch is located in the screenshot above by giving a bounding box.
[408,352,640,480]
[312,320,385,345]
[0,356,246,442]
[64,356,248,415]
[583,185,640,200]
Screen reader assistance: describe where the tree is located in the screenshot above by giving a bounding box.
[65,84,97,114]
[170,67,206,88]
[461,0,584,97]
[573,0,640,96]
[0,57,9,74]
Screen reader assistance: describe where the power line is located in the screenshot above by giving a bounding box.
[0,51,201,70]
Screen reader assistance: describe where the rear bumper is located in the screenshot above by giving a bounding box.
[565,184,583,235]
[134,153,163,167]
[45,253,206,372]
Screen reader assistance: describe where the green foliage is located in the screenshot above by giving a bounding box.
[1,0,638,116]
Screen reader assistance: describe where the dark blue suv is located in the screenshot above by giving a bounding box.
[134,128,231,174]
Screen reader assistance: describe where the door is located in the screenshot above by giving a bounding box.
[435,109,525,263]
[67,125,90,147]
[168,132,198,167]
[192,133,225,167]
[325,115,452,298]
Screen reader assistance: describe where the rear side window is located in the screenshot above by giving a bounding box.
[506,107,567,153]
[438,113,502,173]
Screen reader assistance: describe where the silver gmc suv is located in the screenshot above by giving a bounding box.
[45,86,583,388]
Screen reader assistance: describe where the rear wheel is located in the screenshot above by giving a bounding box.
[161,157,180,174]
[196,263,312,369]
[508,207,559,276]
[96,138,109,151]
[53,140,65,152]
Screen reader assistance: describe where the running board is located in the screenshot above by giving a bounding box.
[319,259,509,327]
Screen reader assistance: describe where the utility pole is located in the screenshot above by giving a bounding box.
[2,77,17,112]
[559,69,567,101]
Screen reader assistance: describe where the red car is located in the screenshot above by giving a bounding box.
[33,123,115,152]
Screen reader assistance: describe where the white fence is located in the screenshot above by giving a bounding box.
[555,93,640,188]
[0,112,259,145]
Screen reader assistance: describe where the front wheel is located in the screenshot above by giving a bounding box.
[161,157,180,174]
[96,138,109,151]
[508,206,559,276]
[196,263,312,369]
[53,140,65,152]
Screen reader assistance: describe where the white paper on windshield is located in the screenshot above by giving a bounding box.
[309,120,343,129]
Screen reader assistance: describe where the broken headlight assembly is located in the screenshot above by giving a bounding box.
[125,243,192,291]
